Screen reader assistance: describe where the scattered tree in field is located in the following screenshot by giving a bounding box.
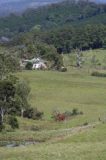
[16,79,30,117]
[0,80,15,128]
[76,49,83,68]
[0,52,19,80]
[91,55,100,68]
[8,116,19,129]
[0,77,31,131]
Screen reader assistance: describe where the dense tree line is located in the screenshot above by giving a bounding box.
[41,24,106,51]
[14,23,106,54]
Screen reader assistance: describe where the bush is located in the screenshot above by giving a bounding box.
[60,67,67,72]
[32,108,44,120]
[72,108,79,115]
[8,116,19,129]
[25,62,33,70]
[52,111,66,121]
[0,124,5,132]
[23,108,33,119]
[91,71,106,77]
[23,108,44,120]
[83,122,88,126]
[64,111,72,117]
[52,108,83,121]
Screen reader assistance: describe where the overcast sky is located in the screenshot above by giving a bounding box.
[0,0,106,3]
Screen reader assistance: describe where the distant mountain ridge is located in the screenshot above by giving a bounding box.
[0,0,63,16]
[0,0,106,16]
[0,0,106,38]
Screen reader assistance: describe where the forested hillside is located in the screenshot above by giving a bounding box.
[0,0,63,17]
[0,0,106,37]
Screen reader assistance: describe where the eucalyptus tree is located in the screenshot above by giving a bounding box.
[0,80,15,129]
[16,79,30,117]
[0,51,19,80]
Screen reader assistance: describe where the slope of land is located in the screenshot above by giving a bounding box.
[0,50,106,158]
[0,0,106,37]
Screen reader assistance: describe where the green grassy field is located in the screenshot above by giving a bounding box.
[0,124,106,160]
[64,49,106,69]
[0,49,106,160]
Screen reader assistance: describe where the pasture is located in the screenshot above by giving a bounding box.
[0,49,106,160]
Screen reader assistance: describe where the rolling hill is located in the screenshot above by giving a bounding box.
[0,0,106,37]
[0,0,106,17]
[0,0,63,17]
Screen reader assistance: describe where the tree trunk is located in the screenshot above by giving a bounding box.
[21,108,24,117]
[0,107,4,126]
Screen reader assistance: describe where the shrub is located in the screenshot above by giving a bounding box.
[23,108,44,120]
[52,112,66,121]
[8,116,19,129]
[25,62,33,70]
[60,67,67,72]
[52,108,83,121]
[72,108,79,115]
[56,113,66,121]
[0,124,5,132]
[52,110,64,121]
[83,122,88,126]
[64,111,72,117]
[91,71,106,77]
[32,108,44,120]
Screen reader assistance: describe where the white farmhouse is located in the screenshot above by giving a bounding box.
[21,57,47,70]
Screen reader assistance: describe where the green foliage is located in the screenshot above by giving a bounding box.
[52,108,83,121]
[0,1,105,70]
[0,80,15,101]
[16,79,30,100]
[15,79,30,116]
[8,116,19,129]
[0,0,106,37]
[83,122,89,126]
[16,24,106,56]
[0,123,5,132]
[0,67,106,159]
[71,108,79,116]
[91,55,100,68]
[0,80,15,130]
[0,52,19,80]
[25,62,33,70]
[0,77,31,131]
[64,49,106,69]
[18,40,63,70]
[42,24,106,51]
[91,71,106,77]
[23,108,44,120]
[60,67,67,72]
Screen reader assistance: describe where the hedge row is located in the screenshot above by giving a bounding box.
[91,71,106,77]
